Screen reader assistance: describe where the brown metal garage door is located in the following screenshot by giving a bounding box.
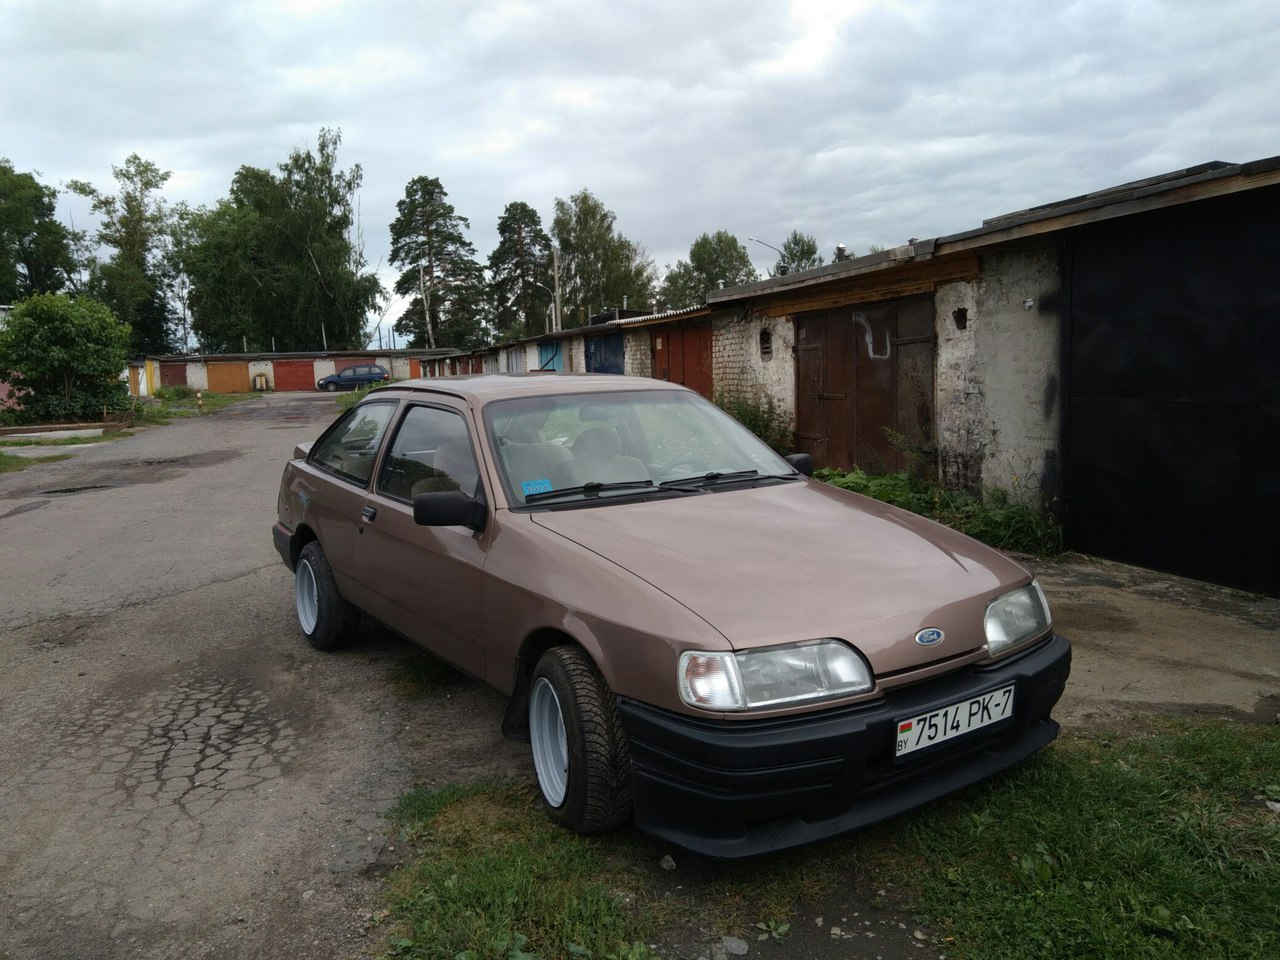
[273,359,318,392]
[160,363,187,387]
[794,294,935,473]
[206,361,251,394]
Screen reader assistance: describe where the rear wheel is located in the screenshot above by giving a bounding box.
[294,540,358,650]
[528,646,632,833]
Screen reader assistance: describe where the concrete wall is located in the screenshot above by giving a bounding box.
[567,337,586,373]
[935,246,1063,499]
[623,329,652,378]
[248,359,274,390]
[712,311,796,426]
[185,362,209,392]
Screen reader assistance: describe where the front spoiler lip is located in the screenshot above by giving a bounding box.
[618,632,1071,859]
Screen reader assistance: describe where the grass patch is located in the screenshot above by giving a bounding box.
[387,653,468,699]
[131,391,256,423]
[382,717,1278,960]
[384,781,655,959]
[0,430,133,447]
[866,715,1280,960]
[336,382,386,410]
[816,466,1063,556]
[0,450,73,472]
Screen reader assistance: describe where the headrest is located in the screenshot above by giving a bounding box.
[572,427,621,459]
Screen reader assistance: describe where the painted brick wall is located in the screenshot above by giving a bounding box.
[712,310,796,425]
[623,330,652,378]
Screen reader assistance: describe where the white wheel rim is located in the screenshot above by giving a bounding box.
[529,677,568,807]
[295,559,319,634]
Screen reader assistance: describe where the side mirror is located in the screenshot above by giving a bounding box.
[413,490,487,531]
[785,452,814,477]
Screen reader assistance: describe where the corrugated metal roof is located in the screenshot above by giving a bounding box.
[708,154,1280,304]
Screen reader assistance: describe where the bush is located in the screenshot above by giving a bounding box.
[153,384,197,401]
[714,389,793,455]
[0,293,131,424]
[817,466,1063,557]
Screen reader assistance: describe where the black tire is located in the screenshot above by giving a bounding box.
[528,645,632,833]
[325,382,338,393]
[294,540,358,651]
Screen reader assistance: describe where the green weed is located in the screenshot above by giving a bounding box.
[817,466,1063,556]
[714,390,793,455]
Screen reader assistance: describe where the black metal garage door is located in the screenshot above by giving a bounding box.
[1064,186,1280,595]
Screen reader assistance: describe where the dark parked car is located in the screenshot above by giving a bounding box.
[273,374,1070,857]
[316,364,389,392]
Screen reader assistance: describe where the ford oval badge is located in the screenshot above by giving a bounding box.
[915,627,945,646]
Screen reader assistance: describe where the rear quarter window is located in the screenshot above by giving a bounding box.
[309,401,398,486]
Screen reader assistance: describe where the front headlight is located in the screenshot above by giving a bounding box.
[984,580,1052,656]
[679,640,873,711]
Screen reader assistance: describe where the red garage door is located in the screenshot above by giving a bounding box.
[273,359,318,392]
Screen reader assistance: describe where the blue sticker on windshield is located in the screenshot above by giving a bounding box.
[521,478,553,496]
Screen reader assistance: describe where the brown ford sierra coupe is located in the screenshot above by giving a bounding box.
[273,374,1070,857]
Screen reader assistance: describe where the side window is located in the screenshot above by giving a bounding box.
[309,402,397,486]
[378,405,481,501]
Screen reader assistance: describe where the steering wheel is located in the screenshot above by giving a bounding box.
[658,457,710,476]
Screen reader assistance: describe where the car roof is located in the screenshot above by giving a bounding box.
[366,373,690,405]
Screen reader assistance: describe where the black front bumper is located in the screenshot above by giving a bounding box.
[619,633,1071,858]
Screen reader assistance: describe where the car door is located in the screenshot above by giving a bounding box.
[300,400,400,606]
[355,400,489,678]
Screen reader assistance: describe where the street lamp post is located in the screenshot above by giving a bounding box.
[747,236,790,275]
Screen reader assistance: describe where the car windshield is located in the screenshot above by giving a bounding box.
[485,389,796,506]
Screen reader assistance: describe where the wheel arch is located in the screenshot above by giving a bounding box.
[502,627,594,741]
[288,523,318,568]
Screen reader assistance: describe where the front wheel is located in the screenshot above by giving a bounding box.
[294,540,358,650]
[325,382,338,393]
[528,646,632,833]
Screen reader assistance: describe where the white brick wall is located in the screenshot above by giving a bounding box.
[623,330,652,378]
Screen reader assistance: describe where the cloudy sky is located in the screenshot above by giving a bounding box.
[4,0,1278,329]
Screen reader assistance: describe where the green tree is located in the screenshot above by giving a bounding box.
[0,293,130,422]
[658,231,758,309]
[772,230,824,275]
[68,154,175,353]
[0,160,74,303]
[184,129,381,352]
[389,175,486,350]
[550,189,655,324]
[488,201,553,342]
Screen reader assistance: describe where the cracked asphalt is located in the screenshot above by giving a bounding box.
[0,393,526,959]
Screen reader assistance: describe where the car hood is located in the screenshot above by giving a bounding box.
[528,480,1031,675]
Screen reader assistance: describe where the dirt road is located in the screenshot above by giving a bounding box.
[0,392,1275,960]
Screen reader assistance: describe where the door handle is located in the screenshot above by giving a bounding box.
[361,506,377,522]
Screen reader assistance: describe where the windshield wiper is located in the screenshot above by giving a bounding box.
[525,480,655,504]
[659,470,802,490]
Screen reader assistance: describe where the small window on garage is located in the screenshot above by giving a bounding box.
[309,402,398,486]
[378,405,481,501]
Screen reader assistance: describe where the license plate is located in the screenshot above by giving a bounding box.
[895,685,1015,757]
